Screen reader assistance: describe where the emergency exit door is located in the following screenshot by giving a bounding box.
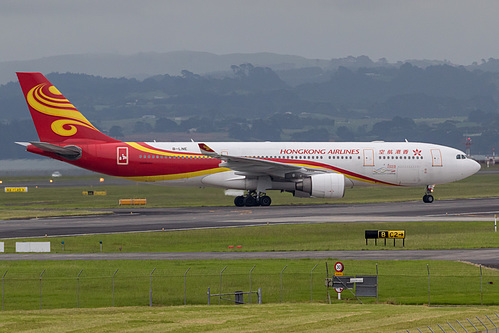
[431,149,442,167]
[363,149,374,166]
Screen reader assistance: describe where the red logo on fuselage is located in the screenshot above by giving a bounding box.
[117,147,128,165]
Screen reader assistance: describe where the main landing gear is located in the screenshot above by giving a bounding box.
[423,185,435,203]
[234,191,272,207]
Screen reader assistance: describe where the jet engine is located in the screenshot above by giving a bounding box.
[294,173,345,198]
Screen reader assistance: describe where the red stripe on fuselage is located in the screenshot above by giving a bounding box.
[27,142,397,185]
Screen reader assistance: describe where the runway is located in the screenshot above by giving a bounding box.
[2,197,499,239]
[1,197,499,266]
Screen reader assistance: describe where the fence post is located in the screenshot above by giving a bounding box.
[184,267,190,305]
[39,269,45,310]
[456,320,467,332]
[311,264,318,302]
[480,265,483,306]
[446,322,457,332]
[113,269,119,307]
[376,263,379,304]
[427,264,430,306]
[207,287,210,305]
[476,316,487,332]
[281,265,287,303]
[2,270,7,311]
[249,265,256,304]
[219,266,227,305]
[486,314,496,331]
[467,318,478,332]
[77,269,83,308]
[149,267,156,307]
[258,288,262,304]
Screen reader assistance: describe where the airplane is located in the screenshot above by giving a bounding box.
[15,72,481,207]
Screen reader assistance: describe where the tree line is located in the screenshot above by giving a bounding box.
[1,62,499,158]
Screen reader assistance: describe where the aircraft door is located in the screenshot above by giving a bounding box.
[431,149,442,167]
[363,149,374,166]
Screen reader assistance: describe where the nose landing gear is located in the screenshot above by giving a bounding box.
[423,185,435,203]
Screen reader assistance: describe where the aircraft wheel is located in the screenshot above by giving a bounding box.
[244,196,258,207]
[234,196,245,207]
[423,194,434,203]
[259,195,272,206]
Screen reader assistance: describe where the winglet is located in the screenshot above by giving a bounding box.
[198,143,218,157]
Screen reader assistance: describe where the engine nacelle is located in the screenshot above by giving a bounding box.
[295,173,345,198]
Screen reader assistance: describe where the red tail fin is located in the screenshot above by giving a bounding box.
[17,72,118,143]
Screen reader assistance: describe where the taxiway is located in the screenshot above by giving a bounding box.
[1,198,499,266]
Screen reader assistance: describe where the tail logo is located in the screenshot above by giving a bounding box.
[27,83,98,137]
[199,143,215,152]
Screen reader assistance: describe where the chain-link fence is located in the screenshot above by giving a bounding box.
[1,262,498,310]
[401,313,499,332]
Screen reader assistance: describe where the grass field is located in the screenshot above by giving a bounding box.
[0,259,498,309]
[1,172,499,331]
[0,172,498,214]
[2,304,499,332]
[3,220,499,253]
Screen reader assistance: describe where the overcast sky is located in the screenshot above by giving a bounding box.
[1,0,498,65]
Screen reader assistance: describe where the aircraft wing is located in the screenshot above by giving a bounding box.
[198,143,328,179]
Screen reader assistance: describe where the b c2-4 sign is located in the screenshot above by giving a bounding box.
[377,230,405,239]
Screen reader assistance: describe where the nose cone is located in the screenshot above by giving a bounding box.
[468,159,481,176]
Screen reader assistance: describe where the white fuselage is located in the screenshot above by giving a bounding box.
[139,141,480,189]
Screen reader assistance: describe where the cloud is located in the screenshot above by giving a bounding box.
[1,0,499,64]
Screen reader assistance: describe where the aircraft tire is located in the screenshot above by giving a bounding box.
[259,195,272,206]
[423,194,434,203]
[234,196,245,207]
[244,196,258,207]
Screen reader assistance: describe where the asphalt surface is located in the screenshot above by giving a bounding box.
[1,197,499,266]
[2,197,499,238]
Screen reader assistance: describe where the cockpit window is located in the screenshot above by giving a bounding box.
[456,154,467,159]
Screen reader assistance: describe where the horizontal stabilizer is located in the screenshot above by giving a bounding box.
[28,141,82,160]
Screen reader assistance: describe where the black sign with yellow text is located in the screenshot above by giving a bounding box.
[377,230,405,239]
